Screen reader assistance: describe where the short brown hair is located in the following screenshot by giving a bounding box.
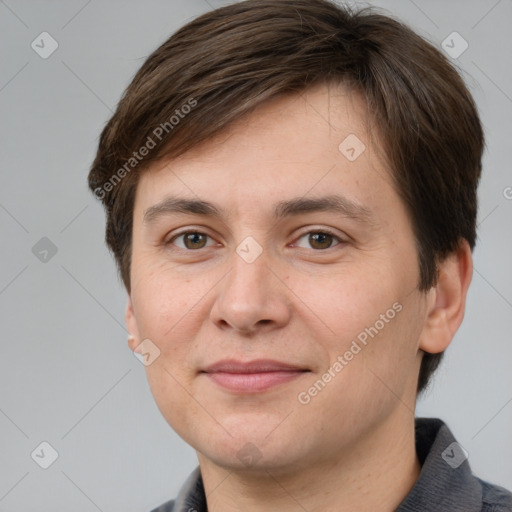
[88,0,484,394]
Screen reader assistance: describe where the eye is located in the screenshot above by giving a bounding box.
[293,230,344,250]
[168,231,216,250]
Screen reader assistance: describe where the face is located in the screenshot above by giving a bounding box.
[126,83,431,473]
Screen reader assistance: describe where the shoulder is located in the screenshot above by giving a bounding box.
[479,478,512,511]
[149,499,175,512]
[397,418,511,512]
[148,466,204,512]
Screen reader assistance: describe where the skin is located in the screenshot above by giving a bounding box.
[126,82,473,511]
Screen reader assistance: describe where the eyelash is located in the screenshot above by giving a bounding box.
[166,228,346,252]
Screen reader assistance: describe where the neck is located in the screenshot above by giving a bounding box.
[198,411,421,512]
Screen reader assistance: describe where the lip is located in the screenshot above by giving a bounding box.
[202,359,308,373]
[201,359,310,393]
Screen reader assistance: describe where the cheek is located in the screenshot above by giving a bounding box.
[130,260,223,389]
[131,256,202,336]
[287,263,398,345]
[290,263,418,400]
[294,302,420,448]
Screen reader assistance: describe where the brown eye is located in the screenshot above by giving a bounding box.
[309,232,335,249]
[294,231,343,250]
[171,232,212,250]
[184,232,207,249]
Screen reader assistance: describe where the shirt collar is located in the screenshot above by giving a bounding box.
[172,465,206,512]
[396,417,483,511]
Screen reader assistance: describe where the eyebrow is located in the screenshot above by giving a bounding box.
[143,194,376,226]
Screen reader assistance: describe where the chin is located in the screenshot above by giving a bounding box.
[196,425,311,472]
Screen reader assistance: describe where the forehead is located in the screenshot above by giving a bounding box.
[134,82,393,215]
[175,83,373,162]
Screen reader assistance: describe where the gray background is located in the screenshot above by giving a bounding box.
[0,0,511,510]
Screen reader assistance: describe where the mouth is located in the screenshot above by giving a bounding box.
[200,359,310,393]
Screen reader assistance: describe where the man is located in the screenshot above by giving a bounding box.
[88,0,512,510]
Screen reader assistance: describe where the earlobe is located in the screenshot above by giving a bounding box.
[419,240,473,354]
[125,296,141,352]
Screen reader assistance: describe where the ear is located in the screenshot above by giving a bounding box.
[419,239,473,354]
[126,296,142,353]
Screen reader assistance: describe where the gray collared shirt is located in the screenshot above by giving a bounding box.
[150,418,512,512]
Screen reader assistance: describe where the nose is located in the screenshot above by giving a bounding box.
[209,244,291,335]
